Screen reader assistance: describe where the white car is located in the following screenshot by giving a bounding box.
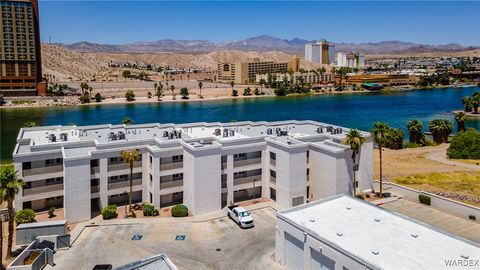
[227,205,254,228]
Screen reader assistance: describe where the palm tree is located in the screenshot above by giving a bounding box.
[407,120,424,145]
[461,96,473,112]
[154,82,158,97]
[156,81,163,101]
[472,92,480,114]
[170,85,176,100]
[454,112,467,132]
[120,150,140,215]
[0,168,24,257]
[428,119,453,144]
[230,81,235,92]
[371,122,390,197]
[198,81,203,98]
[344,129,365,196]
[23,121,37,127]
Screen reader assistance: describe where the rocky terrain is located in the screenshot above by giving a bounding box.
[41,44,326,81]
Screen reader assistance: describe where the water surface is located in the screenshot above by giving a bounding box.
[1,87,479,162]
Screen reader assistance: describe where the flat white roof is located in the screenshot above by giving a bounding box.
[278,195,480,270]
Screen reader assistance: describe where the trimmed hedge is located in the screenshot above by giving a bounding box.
[419,194,431,206]
[102,204,118,220]
[15,209,36,224]
[143,204,159,216]
[171,204,188,217]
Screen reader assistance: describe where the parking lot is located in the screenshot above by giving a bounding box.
[47,207,283,270]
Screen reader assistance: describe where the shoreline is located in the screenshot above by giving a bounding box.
[0,88,370,109]
[1,84,478,109]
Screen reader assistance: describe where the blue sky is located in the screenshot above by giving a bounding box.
[39,1,480,46]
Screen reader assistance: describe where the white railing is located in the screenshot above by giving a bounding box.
[108,179,142,190]
[160,180,183,190]
[160,161,183,171]
[234,175,261,186]
[23,183,63,196]
[23,165,63,177]
[107,161,141,172]
[233,158,262,168]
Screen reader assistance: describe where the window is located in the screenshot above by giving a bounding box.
[270,169,276,178]
[270,188,276,201]
[269,152,276,160]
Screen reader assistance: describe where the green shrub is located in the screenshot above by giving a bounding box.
[232,89,238,97]
[143,204,159,216]
[48,207,55,218]
[404,142,420,148]
[424,139,437,147]
[447,129,480,159]
[419,194,431,205]
[102,204,118,219]
[79,94,90,104]
[243,87,252,96]
[125,90,135,101]
[15,209,36,224]
[95,93,102,102]
[355,194,365,200]
[171,204,189,217]
[469,215,476,221]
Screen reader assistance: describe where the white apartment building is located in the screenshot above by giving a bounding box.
[276,195,480,270]
[13,120,373,223]
[336,52,365,69]
[305,41,335,65]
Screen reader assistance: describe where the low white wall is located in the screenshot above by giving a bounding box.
[375,181,480,222]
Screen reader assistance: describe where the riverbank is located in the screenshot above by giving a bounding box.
[1,87,370,108]
[452,110,480,118]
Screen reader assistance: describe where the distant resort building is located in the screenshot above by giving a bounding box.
[275,194,480,270]
[13,120,373,223]
[337,52,365,69]
[0,0,46,96]
[212,57,300,84]
[256,71,333,85]
[347,74,419,87]
[305,40,335,65]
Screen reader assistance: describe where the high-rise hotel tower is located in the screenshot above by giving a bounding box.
[0,0,45,96]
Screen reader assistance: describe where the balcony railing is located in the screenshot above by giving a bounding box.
[270,175,276,185]
[91,167,100,174]
[233,158,261,168]
[234,175,261,186]
[22,165,63,177]
[91,185,100,193]
[160,180,183,190]
[270,159,276,167]
[107,161,142,172]
[23,183,63,196]
[160,161,183,171]
[221,162,227,170]
[107,179,142,190]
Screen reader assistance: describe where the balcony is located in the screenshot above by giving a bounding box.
[22,183,63,196]
[91,185,100,193]
[22,165,63,177]
[234,175,261,186]
[91,166,100,175]
[160,180,183,190]
[221,162,227,170]
[107,179,142,190]
[160,161,183,171]
[107,161,141,172]
[270,159,276,167]
[270,175,276,185]
[233,158,262,168]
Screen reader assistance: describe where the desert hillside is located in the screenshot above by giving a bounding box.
[41,44,327,81]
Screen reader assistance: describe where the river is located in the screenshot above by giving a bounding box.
[1,87,479,162]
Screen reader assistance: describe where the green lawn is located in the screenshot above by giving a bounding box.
[0,161,13,171]
[392,172,480,207]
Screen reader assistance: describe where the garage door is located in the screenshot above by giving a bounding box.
[311,248,335,270]
[285,232,304,270]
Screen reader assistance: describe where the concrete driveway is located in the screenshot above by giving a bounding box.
[47,207,283,270]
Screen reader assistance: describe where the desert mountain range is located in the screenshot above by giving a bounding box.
[58,35,478,54]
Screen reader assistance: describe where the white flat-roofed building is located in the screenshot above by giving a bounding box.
[305,40,335,65]
[13,120,373,223]
[337,52,365,69]
[275,194,480,270]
